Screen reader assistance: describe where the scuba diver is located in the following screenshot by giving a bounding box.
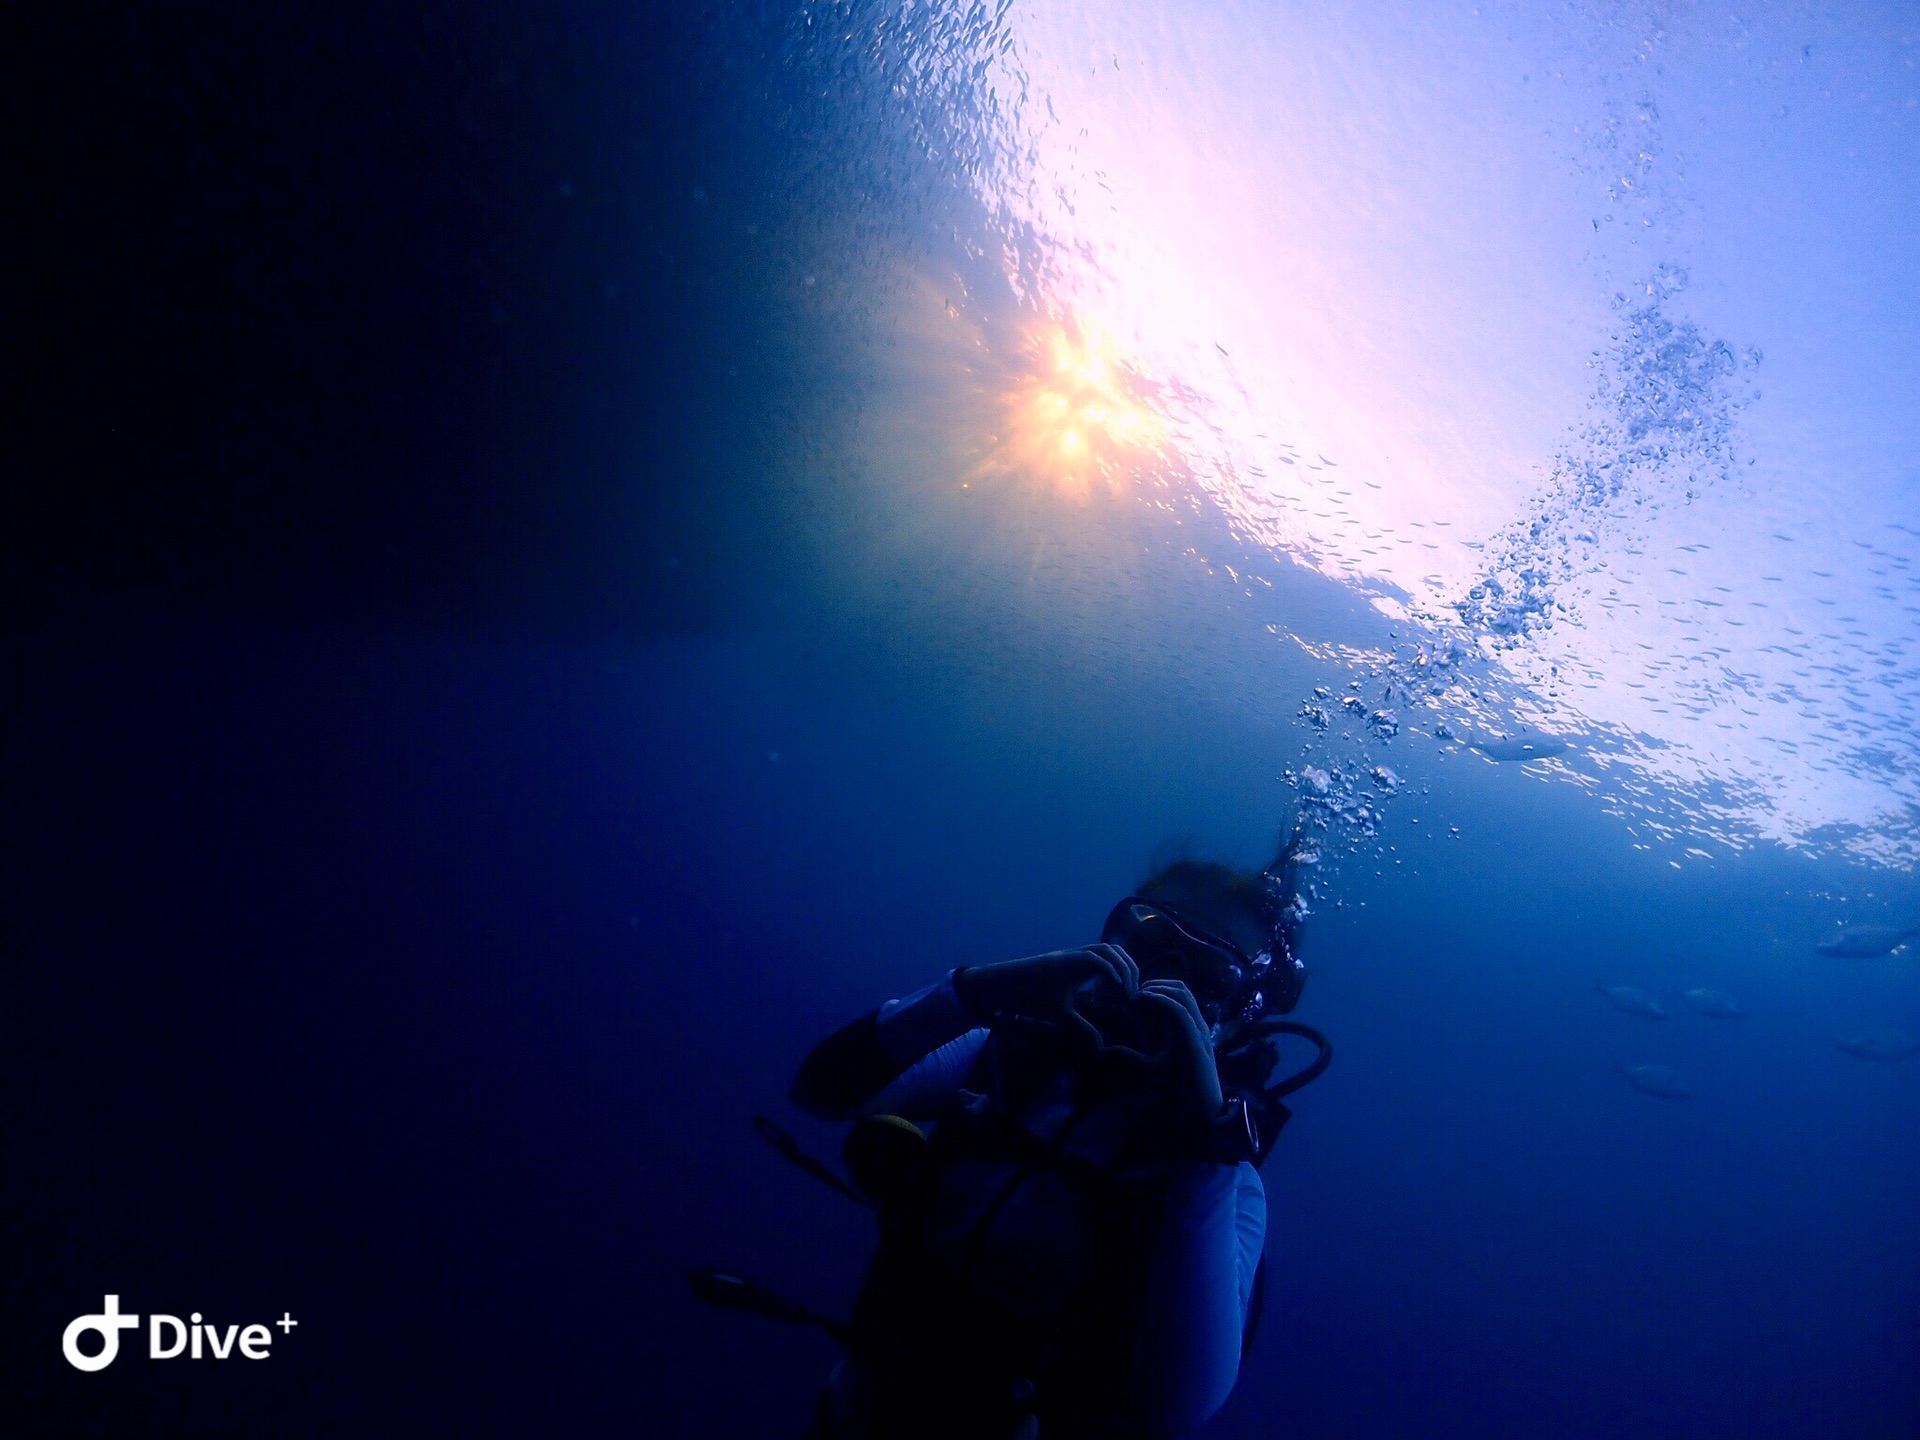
[691,830,1330,1440]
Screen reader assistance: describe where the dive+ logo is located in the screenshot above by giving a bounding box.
[62,1295,298,1372]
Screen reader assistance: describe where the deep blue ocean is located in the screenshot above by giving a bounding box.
[6,3,1917,1436]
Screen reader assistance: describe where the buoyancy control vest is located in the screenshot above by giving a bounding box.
[826,1023,1224,1440]
[695,1014,1328,1440]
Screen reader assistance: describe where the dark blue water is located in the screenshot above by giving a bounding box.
[7,3,1917,1436]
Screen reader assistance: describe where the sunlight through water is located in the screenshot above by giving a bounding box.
[974,318,1170,493]
[783,0,1920,866]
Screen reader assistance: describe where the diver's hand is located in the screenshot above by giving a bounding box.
[956,944,1139,1044]
[1134,979,1227,1123]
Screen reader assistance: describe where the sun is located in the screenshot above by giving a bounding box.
[977,316,1167,492]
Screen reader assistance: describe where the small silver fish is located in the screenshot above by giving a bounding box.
[1816,925,1916,958]
[1597,984,1668,1020]
[1836,1030,1920,1062]
[1680,987,1745,1019]
[1616,1062,1694,1100]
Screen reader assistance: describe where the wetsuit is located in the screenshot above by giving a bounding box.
[794,971,1266,1440]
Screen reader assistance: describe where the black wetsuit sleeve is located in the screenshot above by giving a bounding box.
[790,1011,911,1120]
[792,972,982,1120]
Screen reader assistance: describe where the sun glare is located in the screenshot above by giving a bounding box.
[979,318,1167,493]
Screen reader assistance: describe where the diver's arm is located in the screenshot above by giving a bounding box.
[1119,980,1265,1435]
[858,1027,991,1121]
[789,971,979,1120]
[1127,1159,1267,1438]
[791,945,1139,1119]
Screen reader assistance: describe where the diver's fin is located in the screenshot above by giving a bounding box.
[686,1268,850,1346]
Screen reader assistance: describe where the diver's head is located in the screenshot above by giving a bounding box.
[1101,850,1310,1026]
[1134,860,1273,963]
